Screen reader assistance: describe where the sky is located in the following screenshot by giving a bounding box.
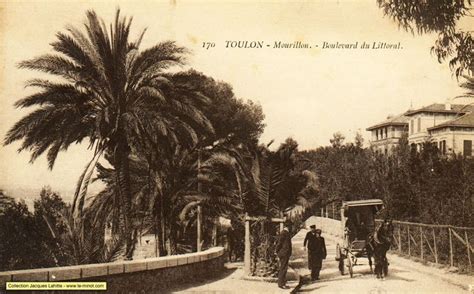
[0,0,472,201]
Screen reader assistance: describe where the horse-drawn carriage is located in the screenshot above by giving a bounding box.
[335,199,389,278]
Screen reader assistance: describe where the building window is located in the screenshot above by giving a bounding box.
[417,117,421,132]
[376,129,379,140]
[385,127,388,138]
[410,120,414,134]
[464,140,472,157]
[441,140,446,155]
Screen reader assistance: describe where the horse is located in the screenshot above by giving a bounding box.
[366,219,394,279]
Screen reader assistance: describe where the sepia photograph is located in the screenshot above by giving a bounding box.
[0,0,473,293]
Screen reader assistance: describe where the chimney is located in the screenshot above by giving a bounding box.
[445,99,451,110]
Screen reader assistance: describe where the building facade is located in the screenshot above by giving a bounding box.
[427,113,474,156]
[405,103,474,156]
[366,113,409,155]
[367,103,474,157]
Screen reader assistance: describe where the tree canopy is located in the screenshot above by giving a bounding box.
[377,0,473,80]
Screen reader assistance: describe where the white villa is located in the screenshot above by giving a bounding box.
[367,102,474,157]
[366,113,409,155]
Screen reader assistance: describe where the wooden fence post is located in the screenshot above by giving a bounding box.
[449,227,454,267]
[398,226,402,253]
[465,230,471,268]
[384,220,474,269]
[408,225,411,256]
[432,228,438,264]
[420,226,424,260]
[212,218,218,246]
[244,215,251,275]
[197,205,202,252]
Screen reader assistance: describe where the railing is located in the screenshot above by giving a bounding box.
[317,203,342,220]
[375,219,473,272]
[318,209,473,272]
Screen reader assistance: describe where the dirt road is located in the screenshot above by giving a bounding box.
[293,219,471,294]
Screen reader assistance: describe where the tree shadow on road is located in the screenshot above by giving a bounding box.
[290,257,306,269]
[381,268,415,282]
[296,283,328,292]
[300,266,415,286]
[161,266,238,293]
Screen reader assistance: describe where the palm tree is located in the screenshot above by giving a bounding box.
[4,9,213,259]
[90,144,241,256]
[459,74,474,101]
[203,139,318,276]
[206,139,315,217]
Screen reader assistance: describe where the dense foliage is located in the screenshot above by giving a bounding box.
[0,191,54,271]
[3,10,215,259]
[303,133,474,227]
[377,0,473,97]
[0,187,129,270]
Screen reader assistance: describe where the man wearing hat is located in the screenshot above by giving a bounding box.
[276,222,292,289]
[304,225,327,281]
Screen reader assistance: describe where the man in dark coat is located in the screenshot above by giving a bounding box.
[226,222,235,262]
[304,227,327,281]
[275,224,292,289]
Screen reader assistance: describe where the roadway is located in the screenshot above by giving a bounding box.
[292,217,470,293]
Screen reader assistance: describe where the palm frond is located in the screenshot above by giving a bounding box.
[72,143,105,217]
[18,55,81,82]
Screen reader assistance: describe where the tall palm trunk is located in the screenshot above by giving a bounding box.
[115,139,135,259]
[153,190,167,256]
[169,221,178,254]
[160,192,168,255]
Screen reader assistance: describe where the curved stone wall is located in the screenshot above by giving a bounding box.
[0,247,225,292]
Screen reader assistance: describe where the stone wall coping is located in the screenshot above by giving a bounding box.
[0,246,224,284]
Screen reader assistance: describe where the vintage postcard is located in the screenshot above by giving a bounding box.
[0,1,473,293]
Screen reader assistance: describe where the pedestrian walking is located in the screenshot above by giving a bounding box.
[227,221,235,262]
[275,223,292,289]
[304,226,327,281]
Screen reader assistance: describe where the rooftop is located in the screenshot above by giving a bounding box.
[428,112,474,131]
[405,103,474,116]
[366,113,409,131]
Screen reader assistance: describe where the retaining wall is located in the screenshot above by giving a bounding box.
[0,247,225,293]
